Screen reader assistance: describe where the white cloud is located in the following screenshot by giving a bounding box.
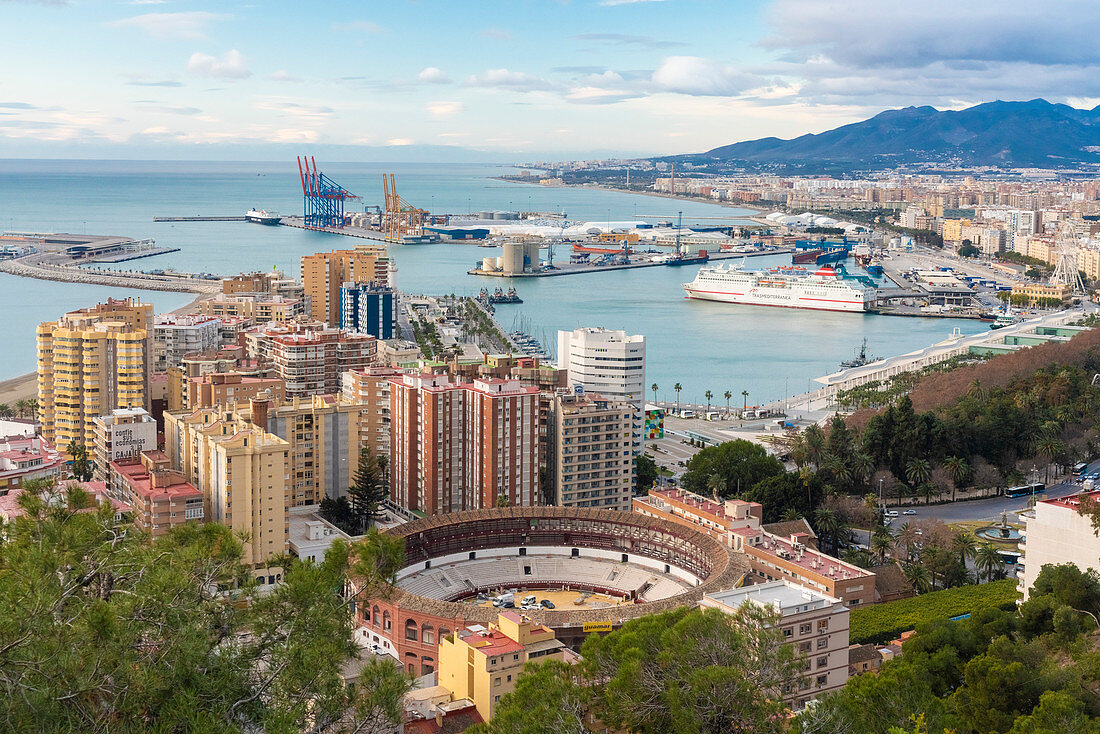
[417,67,450,84]
[107,11,229,40]
[426,101,463,118]
[269,70,302,83]
[466,69,556,92]
[566,86,635,105]
[187,50,251,79]
[254,98,334,121]
[652,56,753,96]
[387,138,414,146]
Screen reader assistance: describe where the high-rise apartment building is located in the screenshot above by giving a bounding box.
[556,327,645,451]
[187,372,286,411]
[37,298,153,449]
[240,395,367,506]
[165,407,290,579]
[339,282,396,339]
[271,329,377,397]
[91,407,158,481]
[390,374,538,516]
[549,391,634,510]
[152,314,222,372]
[342,365,401,459]
[199,294,305,323]
[301,247,390,326]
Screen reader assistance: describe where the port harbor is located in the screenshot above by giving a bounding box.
[0,232,216,292]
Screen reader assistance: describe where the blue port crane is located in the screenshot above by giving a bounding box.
[297,156,360,229]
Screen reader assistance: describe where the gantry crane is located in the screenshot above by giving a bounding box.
[382,173,428,241]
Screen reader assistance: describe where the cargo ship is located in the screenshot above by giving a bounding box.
[246,208,281,225]
[792,248,847,266]
[683,263,876,313]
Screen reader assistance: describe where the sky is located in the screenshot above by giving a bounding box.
[2,0,1100,160]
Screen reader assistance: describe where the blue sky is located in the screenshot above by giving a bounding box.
[2,0,1099,159]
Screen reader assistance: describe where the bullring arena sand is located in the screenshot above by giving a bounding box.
[461,588,631,610]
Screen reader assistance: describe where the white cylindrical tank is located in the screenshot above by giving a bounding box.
[481,257,498,272]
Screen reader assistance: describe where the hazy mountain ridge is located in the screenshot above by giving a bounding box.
[678,100,1100,169]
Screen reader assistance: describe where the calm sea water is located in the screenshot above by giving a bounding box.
[0,160,986,401]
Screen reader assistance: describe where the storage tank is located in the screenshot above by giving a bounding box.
[502,241,525,274]
[479,211,495,220]
[523,241,540,269]
[481,257,499,272]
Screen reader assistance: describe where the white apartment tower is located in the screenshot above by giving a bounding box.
[556,327,646,452]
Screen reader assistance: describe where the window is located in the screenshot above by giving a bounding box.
[817,656,827,669]
[818,620,829,633]
[816,675,827,687]
[422,624,435,645]
[817,638,828,649]
[800,642,812,653]
[799,623,812,635]
[372,605,381,628]
[494,677,501,687]
[383,611,391,632]
[783,628,793,638]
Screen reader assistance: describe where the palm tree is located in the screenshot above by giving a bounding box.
[975,543,1002,582]
[905,458,932,490]
[1035,433,1066,484]
[651,383,659,405]
[803,424,826,470]
[851,452,875,490]
[825,454,853,491]
[922,546,944,590]
[706,471,726,498]
[780,507,801,522]
[943,456,970,501]
[951,531,978,568]
[704,390,713,413]
[724,390,732,417]
[871,526,895,565]
[0,403,9,419]
[903,563,931,594]
[741,389,749,412]
[673,383,682,415]
[14,399,30,418]
[813,507,842,554]
[894,522,919,562]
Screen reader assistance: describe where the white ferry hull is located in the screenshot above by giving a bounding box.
[683,285,869,312]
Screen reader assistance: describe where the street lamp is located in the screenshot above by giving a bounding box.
[879,477,884,511]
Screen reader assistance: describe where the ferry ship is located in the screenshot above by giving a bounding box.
[682,263,876,313]
[246,208,281,225]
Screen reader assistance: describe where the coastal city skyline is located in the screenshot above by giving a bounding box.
[5,0,1100,159]
[5,1,1100,731]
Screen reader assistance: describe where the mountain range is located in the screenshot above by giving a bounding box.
[674,100,1100,170]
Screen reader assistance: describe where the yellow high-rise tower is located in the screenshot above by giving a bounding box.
[37,298,153,450]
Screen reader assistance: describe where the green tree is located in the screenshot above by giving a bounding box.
[706,471,726,498]
[0,480,411,733]
[813,506,844,554]
[724,389,732,416]
[943,456,970,501]
[1008,690,1100,734]
[347,446,388,532]
[704,389,713,412]
[496,493,512,508]
[904,458,931,491]
[681,439,785,498]
[673,382,682,414]
[802,424,827,469]
[974,543,1003,583]
[583,605,800,734]
[650,382,658,405]
[471,660,592,734]
[65,439,94,482]
[634,454,658,493]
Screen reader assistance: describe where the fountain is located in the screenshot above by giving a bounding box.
[976,509,1023,542]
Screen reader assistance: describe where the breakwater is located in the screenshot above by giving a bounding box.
[0,256,220,293]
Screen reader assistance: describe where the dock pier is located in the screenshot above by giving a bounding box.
[153,216,247,222]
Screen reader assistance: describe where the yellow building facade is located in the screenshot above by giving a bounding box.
[300,246,389,326]
[164,407,290,578]
[37,298,153,449]
[438,612,566,722]
[1010,282,1071,307]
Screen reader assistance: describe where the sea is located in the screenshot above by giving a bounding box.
[0,159,987,404]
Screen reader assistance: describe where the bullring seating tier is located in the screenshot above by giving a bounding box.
[396,553,695,602]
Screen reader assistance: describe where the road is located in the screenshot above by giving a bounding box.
[912,459,1100,524]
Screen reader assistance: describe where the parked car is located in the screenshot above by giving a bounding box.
[541,600,556,609]
[903,509,917,515]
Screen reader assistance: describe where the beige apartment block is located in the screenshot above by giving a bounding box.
[301,247,390,326]
[550,391,634,510]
